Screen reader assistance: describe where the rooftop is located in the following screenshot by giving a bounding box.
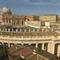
[8,45,58,60]
[8,46,32,57]
[43,14,57,16]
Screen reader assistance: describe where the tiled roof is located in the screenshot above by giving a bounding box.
[8,45,58,60]
[43,14,57,16]
[37,50,58,60]
[8,46,32,57]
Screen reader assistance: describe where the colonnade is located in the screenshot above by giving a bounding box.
[0,42,45,50]
[0,34,60,58]
[0,42,60,57]
[0,28,41,32]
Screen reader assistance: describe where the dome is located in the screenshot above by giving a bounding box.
[2,7,12,14]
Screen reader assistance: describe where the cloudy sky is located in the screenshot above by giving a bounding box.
[0,0,60,15]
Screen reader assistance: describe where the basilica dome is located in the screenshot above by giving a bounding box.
[2,7,12,14]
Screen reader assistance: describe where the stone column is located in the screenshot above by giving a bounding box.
[21,41,24,46]
[8,43,10,48]
[20,29,22,32]
[10,43,14,47]
[16,29,18,32]
[8,28,10,32]
[29,29,31,32]
[0,28,1,31]
[57,45,60,57]
[48,43,55,54]
[12,29,14,32]
[36,44,38,48]
[33,29,35,32]
[42,43,45,50]
[5,28,7,31]
[37,29,39,32]
[24,29,26,32]
[29,43,31,45]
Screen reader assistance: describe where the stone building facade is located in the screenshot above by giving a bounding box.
[40,14,58,22]
[0,7,40,27]
[0,7,25,26]
[25,15,39,21]
[40,14,58,26]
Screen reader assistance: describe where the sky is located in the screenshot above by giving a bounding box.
[0,0,60,15]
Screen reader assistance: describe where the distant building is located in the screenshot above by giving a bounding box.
[25,15,39,21]
[0,7,25,26]
[40,14,58,26]
[0,7,40,27]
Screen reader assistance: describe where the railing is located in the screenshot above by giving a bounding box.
[0,31,57,37]
[0,35,52,40]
